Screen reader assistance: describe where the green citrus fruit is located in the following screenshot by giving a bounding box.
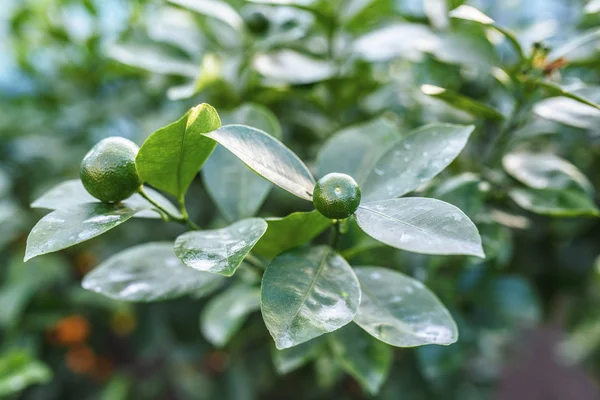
[80,137,142,203]
[313,173,361,220]
[243,10,270,35]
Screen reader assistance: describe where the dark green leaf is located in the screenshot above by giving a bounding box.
[355,198,485,257]
[136,104,221,200]
[330,323,393,395]
[25,203,145,261]
[261,246,361,349]
[272,337,324,375]
[354,267,458,346]
[421,84,504,120]
[361,124,475,202]
[508,188,599,217]
[253,210,331,260]
[82,243,224,302]
[174,218,268,276]
[205,125,315,201]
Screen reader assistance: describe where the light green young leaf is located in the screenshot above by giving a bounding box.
[272,337,324,375]
[136,104,221,200]
[316,118,399,183]
[200,284,261,347]
[503,152,594,195]
[355,198,485,257]
[253,210,331,260]
[30,180,180,219]
[361,124,475,202]
[174,218,268,276]
[205,125,315,201]
[253,50,336,85]
[330,323,393,395]
[168,0,244,32]
[82,243,224,302]
[354,267,458,347]
[203,104,282,221]
[421,84,504,120]
[261,246,361,349]
[25,202,146,261]
[0,352,52,397]
[508,188,599,217]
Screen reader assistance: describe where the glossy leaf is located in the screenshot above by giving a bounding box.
[534,95,600,129]
[421,84,504,120]
[508,188,599,217]
[174,218,268,276]
[330,323,393,395]
[136,104,221,199]
[82,243,224,302]
[205,125,315,201]
[261,246,361,349]
[200,284,261,347]
[503,152,594,194]
[253,50,336,85]
[272,337,324,375]
[0,352,52,397]
[253,210,331,260]
[30,180,180,219]
[354,267,458,347]
[316,118,399,183]
[361,124,475,202]
[536,81,600,111]
[25,203,146,261]
[203,104,282,221]
[168,0,244,32]
[355,198,485,257]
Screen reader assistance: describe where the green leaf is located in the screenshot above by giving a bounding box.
[536,81,600,111]
[272,337,324,375]
[82,243,224,302]
[205,125,315,201]
[136,104,221,200]
[253,210,331,260]
[168,0,244,32]
[433,173,485,218]
[174,218,268,276]
[261,246,361,349]
[329,323,393,395]
[253,50,336,85]
[0,352,52,397]
[421,84,504,120]
[203,104,282,221]
[534,92,600,129]
[200,284,261,347]
[354,267,458,347]
[30,179,180,219]
[316,118,399,183]
[25,202,146,261]
[108,43,198,77]
[361,124,475,202]
[508,188,599,217]
[548,28,600,61]
[355,198,485,257]
[503,152,594,194]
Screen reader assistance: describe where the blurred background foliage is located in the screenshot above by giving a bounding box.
[1,0,600,398]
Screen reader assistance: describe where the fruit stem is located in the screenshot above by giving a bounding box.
[331,220,343,250]
[138,188,199,229]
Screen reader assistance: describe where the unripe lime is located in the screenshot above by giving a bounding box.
[80,137,142,203]
[243,10,269,35]
[313,173,361,220]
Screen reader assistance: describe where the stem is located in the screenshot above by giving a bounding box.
[330,220,342,250]
[178,197,200,230]
[245,253,267,271]
[138,188,199,230]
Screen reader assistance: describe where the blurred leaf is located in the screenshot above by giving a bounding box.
[108,43,198,77]
[205,125,315,201]
[421,84,504,120]
[82,242,224,302]
[272,337,324,374]
[329,323,393,395]
[433,173,485,218]
[25,203,146,261]
[508,188,599,217]
[548,28,600,61]
[534,93,600,129]
[100,375,132,400]
[361,124,474,202]
[169,0,244,32]
[0,352,52,397]
[503,152,594,194]
[536,81,600,111]
[203,104,282,221]
[261,246,360,349]
[174,218,268,276]
[353,267,458,346]
[253,50,336,85]
[136,104,221,199]
[31,179,180,219]
[316,118,399,183]
[200,284,261,347]
[356,198,484,257]
[253,210,331,260]
[0,199,25,250]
